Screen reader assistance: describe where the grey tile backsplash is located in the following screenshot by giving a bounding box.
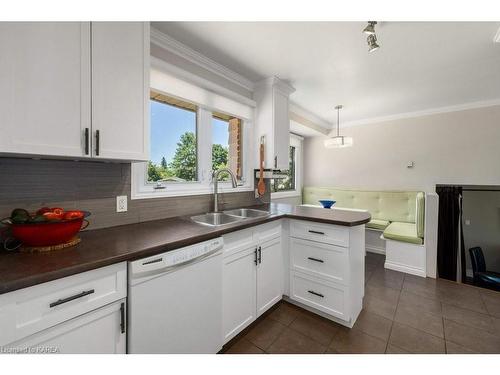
[0,158,269,230]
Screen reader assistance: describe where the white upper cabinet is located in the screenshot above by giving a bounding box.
[91,22,150,161]
[0,22,149,162]
[254,77,295,170]
[0,22,91,158]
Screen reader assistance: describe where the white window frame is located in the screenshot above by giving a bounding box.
[271,134,303,199]
[132,62,254,199]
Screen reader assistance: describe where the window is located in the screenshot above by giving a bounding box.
[212,112,243,182]
[132,88,253,199]
[270,135,302,198]
[148,92,198,182]
[271,146,296,192]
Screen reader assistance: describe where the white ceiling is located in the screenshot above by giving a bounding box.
[152,22,500,128]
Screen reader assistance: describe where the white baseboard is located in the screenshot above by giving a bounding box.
[385,260,426,278]
[366,246,385,255]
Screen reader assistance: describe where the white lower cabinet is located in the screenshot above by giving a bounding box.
[256,237,283,316]
[288,220,365,328]
[11,299,126,354]
[0,263,127,353]
[222,221,282,343]
[222,246,257,342]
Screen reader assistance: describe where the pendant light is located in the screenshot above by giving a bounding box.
[324,105,353,148]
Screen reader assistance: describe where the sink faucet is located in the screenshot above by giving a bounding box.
[213,168,238,212]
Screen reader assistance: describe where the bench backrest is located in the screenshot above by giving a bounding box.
[303,187,425,236]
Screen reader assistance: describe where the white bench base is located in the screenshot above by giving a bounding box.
[383,236,426,277]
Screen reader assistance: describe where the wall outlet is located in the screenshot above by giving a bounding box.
[116,195,128,213]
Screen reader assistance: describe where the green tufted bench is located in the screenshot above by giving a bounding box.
[302,187,425,245]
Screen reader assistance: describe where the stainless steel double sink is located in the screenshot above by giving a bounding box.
[191,208,270,227]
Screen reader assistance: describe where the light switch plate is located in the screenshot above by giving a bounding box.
[116,195,128,213]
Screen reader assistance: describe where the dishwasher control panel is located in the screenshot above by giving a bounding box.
[129,238,224,279]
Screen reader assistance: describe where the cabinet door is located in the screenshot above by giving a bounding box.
[91,22,149,161]
[256,238,283,317]
[12,299,126,354]
[273,89,290,170]
[223,246,257,343]
[0,22,91,158]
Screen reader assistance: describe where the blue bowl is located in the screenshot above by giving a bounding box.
[319,200,336,209]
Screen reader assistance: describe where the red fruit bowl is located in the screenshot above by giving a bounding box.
[2,212,90,247]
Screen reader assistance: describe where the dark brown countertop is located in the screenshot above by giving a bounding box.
[0,203,370,295]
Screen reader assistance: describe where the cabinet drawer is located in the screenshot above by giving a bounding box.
[290,238,349,284]
[253,221,282,243]
[0,262,127,346]
[290,220,349,247]
[223,228,254,258]
[290,272,348,321]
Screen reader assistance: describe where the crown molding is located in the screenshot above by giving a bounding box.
[255,76,296,95]
[151,56,256,108]
[151,28,255,93]
[342,98,500,128]
[289,102,332,130]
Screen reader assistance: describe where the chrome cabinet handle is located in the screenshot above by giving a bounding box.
[49,289,95,308]
[308,230,325,235]
[254,247,258,265]
[308,290,324,298]
[258,246,262,264]
[307,257,324,263]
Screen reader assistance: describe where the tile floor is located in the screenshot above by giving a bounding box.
[221,253,500,354]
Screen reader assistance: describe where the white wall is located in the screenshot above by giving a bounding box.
[304,105,500,193]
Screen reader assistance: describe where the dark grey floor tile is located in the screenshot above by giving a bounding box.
[385,344,410,354]
[398,289,442,316]
[438,287,488,314]
[268,302,301,326]
[244,317,287,351]
[225,338,265,354]
[493,317,500,334]
[363,294,398,320]
[444,319,500,354]
[389,322,445,353]
[402,275,441,300]
[365,284,401,304]
[394,303,444,338]
[442,303,495,333]
[367,268,405,290]
[267,328,326,354]
[445,341,477,354]
[289,311,340,345]
[480,290,500,318]
[328,327,386,354]
[353,310,393,341]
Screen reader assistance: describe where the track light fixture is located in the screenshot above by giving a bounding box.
[363,21,380,52]
[367,34,380,52]
[363,21,377,35]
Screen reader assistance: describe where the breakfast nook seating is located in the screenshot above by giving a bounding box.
[303,187,430,277]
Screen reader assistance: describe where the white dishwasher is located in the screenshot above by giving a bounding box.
[128,237,223,354]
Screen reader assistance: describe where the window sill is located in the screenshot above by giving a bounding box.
[271,191,302,199]
[131,184,254,200]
